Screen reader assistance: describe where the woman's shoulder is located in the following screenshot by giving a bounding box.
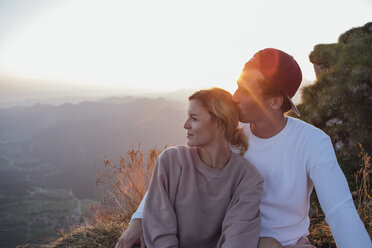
[231,153,264,184]
[158,145,194,167]
[161,145,192,157]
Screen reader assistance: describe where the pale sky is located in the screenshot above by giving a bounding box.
[0,0,371,101]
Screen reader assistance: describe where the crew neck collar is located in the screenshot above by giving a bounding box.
[191,147,234,176]
[247,116,292,143]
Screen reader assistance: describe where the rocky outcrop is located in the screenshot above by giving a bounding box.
[309,22,372,80]
[295,22,372,186]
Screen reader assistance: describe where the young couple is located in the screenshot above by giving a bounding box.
[116,48,371,248]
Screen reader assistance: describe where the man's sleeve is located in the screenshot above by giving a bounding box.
[142,151,179,248]
[217,174,263,248]
[130,191,147,222]
[308,135,371,248]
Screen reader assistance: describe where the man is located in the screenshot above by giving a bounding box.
[116,48,371,248]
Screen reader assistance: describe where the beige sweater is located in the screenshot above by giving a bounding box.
[142,146,263,248]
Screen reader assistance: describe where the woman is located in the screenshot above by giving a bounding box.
[142,88,263,248]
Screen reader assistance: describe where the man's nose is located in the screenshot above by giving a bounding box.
[232,90,239,103]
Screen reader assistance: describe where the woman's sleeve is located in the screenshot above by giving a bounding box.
[218,173,263,248]
[142,151,180,248]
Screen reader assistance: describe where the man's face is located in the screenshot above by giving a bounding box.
[232,67,273,124]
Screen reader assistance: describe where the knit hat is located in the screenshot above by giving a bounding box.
[244,48,302,116]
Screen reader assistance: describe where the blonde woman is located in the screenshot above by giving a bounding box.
[141,88,263,248]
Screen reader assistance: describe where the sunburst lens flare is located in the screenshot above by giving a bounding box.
[237,70,276,124]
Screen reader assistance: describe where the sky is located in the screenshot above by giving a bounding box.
[0,0,371,105]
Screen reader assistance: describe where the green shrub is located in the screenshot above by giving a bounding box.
[292,22,372,189]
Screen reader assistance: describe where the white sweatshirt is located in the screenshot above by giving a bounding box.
[132,117,371,247]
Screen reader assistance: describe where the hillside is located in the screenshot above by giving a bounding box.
[0,96,188,247]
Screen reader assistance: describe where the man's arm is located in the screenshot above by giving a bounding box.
[308,135,371,248]
[131,192,147,222]
[115,218,146,248]
[115,191,148,248]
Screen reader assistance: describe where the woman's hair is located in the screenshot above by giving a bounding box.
[188,87,248,155]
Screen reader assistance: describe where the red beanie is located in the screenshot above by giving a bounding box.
[244,48,302,115]
[244,48,302,98]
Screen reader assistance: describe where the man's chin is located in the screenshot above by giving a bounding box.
[238,114,250,123]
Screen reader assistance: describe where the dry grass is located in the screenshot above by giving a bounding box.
[39,145,370,248]
[18,220,127,248]
[92,145,162,223]
[46,221,127,248]
[308,212,336,248]
[355,144,372,206]
[308,143,372,247]
[37,146,163,248]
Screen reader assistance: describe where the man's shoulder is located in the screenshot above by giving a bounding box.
[240,117,329,141]
[286,117,335,157]
[287,116,329,139]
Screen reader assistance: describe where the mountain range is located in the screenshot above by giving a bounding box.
[0,96,188,198]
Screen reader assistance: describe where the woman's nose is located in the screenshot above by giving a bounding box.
[184,119,190,129]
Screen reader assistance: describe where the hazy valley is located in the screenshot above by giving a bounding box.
[0,95,188,247]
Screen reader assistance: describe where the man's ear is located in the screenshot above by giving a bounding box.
[270,95,284,110]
